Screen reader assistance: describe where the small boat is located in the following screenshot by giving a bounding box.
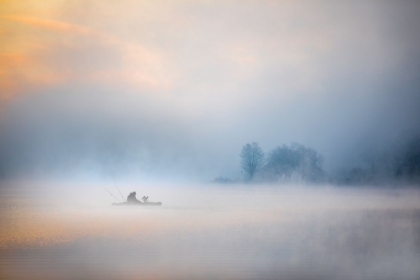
[112,201,162,206]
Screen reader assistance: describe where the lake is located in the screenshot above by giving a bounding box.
[1,183,419,280]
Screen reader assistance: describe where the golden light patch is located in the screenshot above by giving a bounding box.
[2,15,93,35]
[0,204,172,249]
[0,10,172,107]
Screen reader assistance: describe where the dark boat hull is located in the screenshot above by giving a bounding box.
[112,202,162,206]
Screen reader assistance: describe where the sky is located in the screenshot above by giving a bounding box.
[0,0,420,182]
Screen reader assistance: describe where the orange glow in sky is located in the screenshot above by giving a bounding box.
[0,0,174,105]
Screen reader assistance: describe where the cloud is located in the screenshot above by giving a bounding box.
[2,15,94,35]
[0,13,172,106]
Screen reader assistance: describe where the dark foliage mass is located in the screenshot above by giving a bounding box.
[264,143,324,183]
[239,142,324,183]
[402,138,420,178]
[335,137,420,185]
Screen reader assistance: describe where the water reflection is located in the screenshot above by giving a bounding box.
[1,185,420,279]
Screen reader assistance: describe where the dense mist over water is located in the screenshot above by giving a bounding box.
[1,183,420,280]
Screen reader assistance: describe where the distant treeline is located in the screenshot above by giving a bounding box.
[214,138,420,185]
[335,137,420,185]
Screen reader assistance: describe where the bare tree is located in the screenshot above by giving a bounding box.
[240,142,264,181]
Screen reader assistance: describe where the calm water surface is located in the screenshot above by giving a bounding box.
[1,184,420,280]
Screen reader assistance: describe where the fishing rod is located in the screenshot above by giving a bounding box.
[102,186,121,202]
[113,178,126,202]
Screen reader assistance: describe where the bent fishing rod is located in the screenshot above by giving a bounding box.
[102,186,121,202]
[113,178,126,202]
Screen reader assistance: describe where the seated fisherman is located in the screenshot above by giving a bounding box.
[127,192,141,203]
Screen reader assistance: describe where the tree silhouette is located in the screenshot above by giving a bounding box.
[240,142,264,181]
[265,143,324,182]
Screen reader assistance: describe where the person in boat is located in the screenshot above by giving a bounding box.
[142,196,149,202]
[127,192,141,203]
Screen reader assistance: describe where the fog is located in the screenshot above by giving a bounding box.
[1,183,420,280]
[1,1,420,183]
[1,2,420,279]
[1,81,419,182]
